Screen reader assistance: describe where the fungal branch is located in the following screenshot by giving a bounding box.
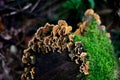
[21,9,110,80]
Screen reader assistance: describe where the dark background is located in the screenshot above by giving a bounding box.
[0,0,120,80]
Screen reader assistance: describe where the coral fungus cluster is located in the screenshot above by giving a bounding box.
[21,20,88,80]
[75,9,102,35]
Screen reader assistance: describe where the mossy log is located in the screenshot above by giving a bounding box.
[21,9,115,80]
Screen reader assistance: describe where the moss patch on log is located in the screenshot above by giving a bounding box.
[73,20,116,80]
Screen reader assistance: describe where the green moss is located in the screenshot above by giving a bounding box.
[73,20,116,80]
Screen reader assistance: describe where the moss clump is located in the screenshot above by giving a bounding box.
[73,19,115,80]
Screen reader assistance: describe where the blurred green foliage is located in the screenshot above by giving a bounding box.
[62,0,95,9]
[54,0,95,26]
[111,30,120,71]
[111,30,120,57]
[88,0,95,8]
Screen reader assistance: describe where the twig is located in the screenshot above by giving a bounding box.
[97,9,112,15]
[0,5,19,11]
[15,0,22,10]
[22,3,32,11]
[36,0,58,12]
[0,52,6,60]
[30,0,41,13]
[2,3,32,17]
[106,21,113,30]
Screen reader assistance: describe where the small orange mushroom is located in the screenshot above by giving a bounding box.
[58,20,68,27]
[52,25,59,36]
[85,9,94,16]
[69,35,74,42]
[80,61,89,75]
[65,26,72,35]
